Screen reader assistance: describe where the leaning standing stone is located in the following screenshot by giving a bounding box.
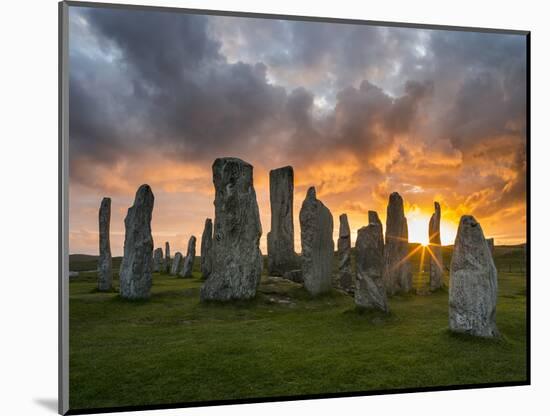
[200,218,213,279]
[119,184,155,299]
[428,201,444,291]
[164,242,171,273]
[449,215,498,337]
[153,247,164,273]
[180,236,196,278]
[171,252,183,275]
[355,211,388,312]
[337,213,353,292]
[267,166,296,276]
[98,197,113,291]
[299,187,334,296]
[200,158,263,301]
[382,192,412,295]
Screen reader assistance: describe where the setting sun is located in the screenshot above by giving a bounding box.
[406,209,457,247]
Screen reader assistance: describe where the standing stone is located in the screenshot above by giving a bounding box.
[337,213,353,292]
[98,197,113,291]
[170,252,183,275]
[153,247,164,273]
[299,187,334,296]
[164,242,171,273]
[449,215,498,337]
[486,238,495,256]
[200,158,263,301]
[200,218,213,279]
[180,236,196,278]
[354,211,388,312]
[119,184,155,300]
[267,166,296,276]
[382,192,412,295]
[428,201,444,291]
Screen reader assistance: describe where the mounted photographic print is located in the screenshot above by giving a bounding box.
[58,1,530,414]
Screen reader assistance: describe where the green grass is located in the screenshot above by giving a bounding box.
[69,247,527,411]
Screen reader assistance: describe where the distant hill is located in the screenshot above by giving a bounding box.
[69,254,123,272]
[70,243,526,274]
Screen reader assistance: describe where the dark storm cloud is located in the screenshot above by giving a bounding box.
[69,5,527,217]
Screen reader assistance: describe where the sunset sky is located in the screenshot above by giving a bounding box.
[68,5,527,256]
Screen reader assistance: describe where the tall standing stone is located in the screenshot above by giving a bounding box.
[98,197,113,291]
[119,184,155,300]
[382,192,412,295]
[337,213,353,292]
[449,215,498,337]
[164,242,171,273]
[200,218,213,279]
[299,187,334,296]
[267,166,296,276]
[355,211,388,312]
[180,236,196,278]
[428,201,444,291]
[200,158,263,301]
[486,238,495,256]
[153,247,164,273]
[170,252,183,275]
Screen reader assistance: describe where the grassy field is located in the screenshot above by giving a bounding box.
[68,245,527,411]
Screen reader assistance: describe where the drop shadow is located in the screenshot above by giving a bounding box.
[34,398,58,413]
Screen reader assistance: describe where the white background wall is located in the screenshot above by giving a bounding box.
[1,0,547,415]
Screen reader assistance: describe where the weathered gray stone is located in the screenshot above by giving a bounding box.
[200,218,213,279]
[153,247,164,273]
[171,252,183,275]
[337,213,353,292]
[486,238,495,256]
[267,166,296,276]
[283,269,303,283]
[355,211,389,312]
[382,192,412,295]
[164,242,171,273]
[200,158,263,301]
[98,197,113,291]
[429,201,444,291]
[180,236,196,278]
[119,184,155,300]
[449,215,498,337]
[299,187,334,296]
